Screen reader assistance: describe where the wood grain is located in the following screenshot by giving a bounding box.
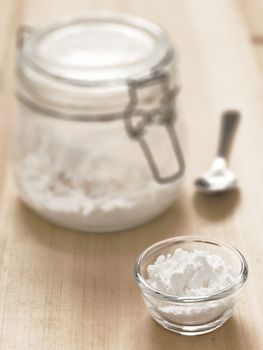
[0,0,263,349]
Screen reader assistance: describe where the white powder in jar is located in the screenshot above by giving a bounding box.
[146,248,236,324]
[17,133,180,232]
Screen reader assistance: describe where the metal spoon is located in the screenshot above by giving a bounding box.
[195,110,240,193]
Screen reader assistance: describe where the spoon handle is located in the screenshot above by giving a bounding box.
[217,110,240,159]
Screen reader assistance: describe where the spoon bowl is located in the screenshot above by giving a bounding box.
[195,157,237,193]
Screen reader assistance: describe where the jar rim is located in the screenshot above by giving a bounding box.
[17,12,176,122]
[19,12,174,87]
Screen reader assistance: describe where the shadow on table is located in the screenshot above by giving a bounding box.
[141,316,246,350]
[193,189,241,221]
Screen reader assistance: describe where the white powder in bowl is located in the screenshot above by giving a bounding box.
[146,248,236,325]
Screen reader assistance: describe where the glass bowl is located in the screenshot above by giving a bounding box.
[135,236,248,336]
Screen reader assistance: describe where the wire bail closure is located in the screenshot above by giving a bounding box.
[124,73,185,184]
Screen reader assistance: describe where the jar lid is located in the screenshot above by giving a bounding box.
[23,13,172,84]
[17,13,175,120]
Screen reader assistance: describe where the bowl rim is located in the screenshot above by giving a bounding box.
[135,235,248,303]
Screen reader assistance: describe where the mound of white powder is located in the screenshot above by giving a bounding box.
[17,138,180,231]
[147,248,235,296]
[146,248,236,325]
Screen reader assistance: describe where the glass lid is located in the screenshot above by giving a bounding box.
[22,13,173,85]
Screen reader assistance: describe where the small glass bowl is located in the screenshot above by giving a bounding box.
[135,236,248,336]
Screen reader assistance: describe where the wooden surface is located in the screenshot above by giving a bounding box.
[0,0,263,349]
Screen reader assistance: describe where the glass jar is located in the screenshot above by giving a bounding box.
[14,13,185,232]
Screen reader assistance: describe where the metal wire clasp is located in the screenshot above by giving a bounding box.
[124,73,185,184]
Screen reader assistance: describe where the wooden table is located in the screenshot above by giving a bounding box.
[0,0,263,349]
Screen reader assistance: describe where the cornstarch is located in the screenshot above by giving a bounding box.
[147,248,236,324]
[17,133,179,231]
